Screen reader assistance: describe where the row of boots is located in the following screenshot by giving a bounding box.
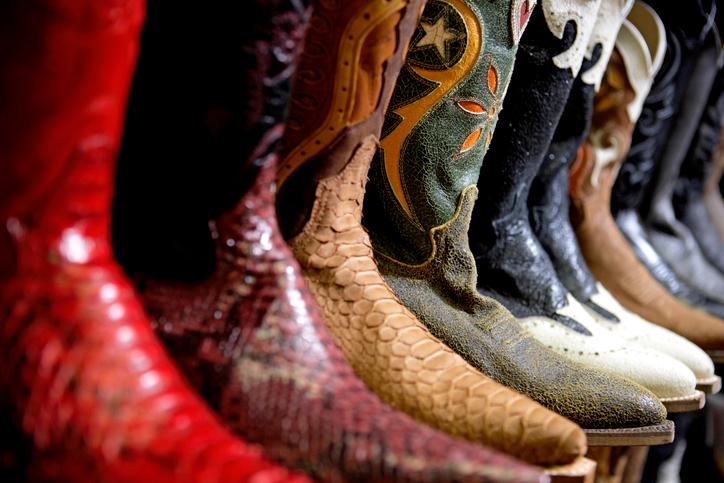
[2,0,724,480]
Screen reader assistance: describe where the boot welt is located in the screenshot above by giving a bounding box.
[584,420,674,446]
[695,375,722,394]
[660,390,705,413]
[542,456,596,483]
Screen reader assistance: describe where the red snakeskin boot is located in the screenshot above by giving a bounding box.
[142,157,543,483]
[139,2,543,481]
[0,1,309,481]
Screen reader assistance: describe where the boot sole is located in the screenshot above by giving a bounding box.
[584,420,674,446]
[543,456,596,483]
[695,375,722,394]
[660,390,705,413]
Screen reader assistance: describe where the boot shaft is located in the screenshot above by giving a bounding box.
[277,0,426,239]
[0,0,144,272]
[364,0,533,264]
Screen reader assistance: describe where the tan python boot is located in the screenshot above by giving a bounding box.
[281,0,588,468]
[290,136,586,466]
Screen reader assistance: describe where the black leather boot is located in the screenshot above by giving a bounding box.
[643,3,724,304]
[674,69,724,273]
[470,0,601,325]
[612,0,724,315]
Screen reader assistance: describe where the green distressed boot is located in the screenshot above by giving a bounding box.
[362,0,671,443]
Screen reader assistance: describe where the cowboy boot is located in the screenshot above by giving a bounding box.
[0,1,308,481]
[610,0,724,315]
[618,39,724,324]
[569,2,724,366]
[674,69,724,274]
[704,128,724,242]
[528,0,716,398]
[280,0,588,468]
[467,0,699,408]
[362,0,671,443]
[642,1,724,304]
[139,1,545,481]
[528,0,631,317]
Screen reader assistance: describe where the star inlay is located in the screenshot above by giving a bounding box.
[416,16,458,60]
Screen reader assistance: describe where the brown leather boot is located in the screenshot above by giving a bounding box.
[570,4,724,357]
[281,0,587,467]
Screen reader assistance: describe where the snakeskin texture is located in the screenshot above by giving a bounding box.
[359,0,668,432]
[279,0,587,469]
[290,136,586,466]
[0,1,307,481]
[142,154,544,483]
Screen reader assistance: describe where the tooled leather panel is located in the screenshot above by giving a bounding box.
[0,1,306,480]
[277,0,426,240]
[290,136,586,466]
[470,5,584,317]
[613,0,716,218]
[142,156,544,482]
[364,0,524,266]
[376,186,666,429]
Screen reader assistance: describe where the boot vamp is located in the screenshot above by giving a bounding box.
[378,188,666,429]
[520,294,697,399]
[680,199,724,273]
[646,222,724,303]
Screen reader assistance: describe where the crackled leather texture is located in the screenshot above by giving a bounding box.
[364,0,531,265]
[0,1,309,481]
[674,70,724,274]
[278,0,585,469]
[138,0,547,480]
[518,294,697,400]
[375,186,666,428]
[529,0,631,317]
[469,1,600,320]
[144,156,546,483]
[528,53,603,309]
[290,137,586,466]
[570,45,724,352]
[361,0,667,430]
[281,0,586,468]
